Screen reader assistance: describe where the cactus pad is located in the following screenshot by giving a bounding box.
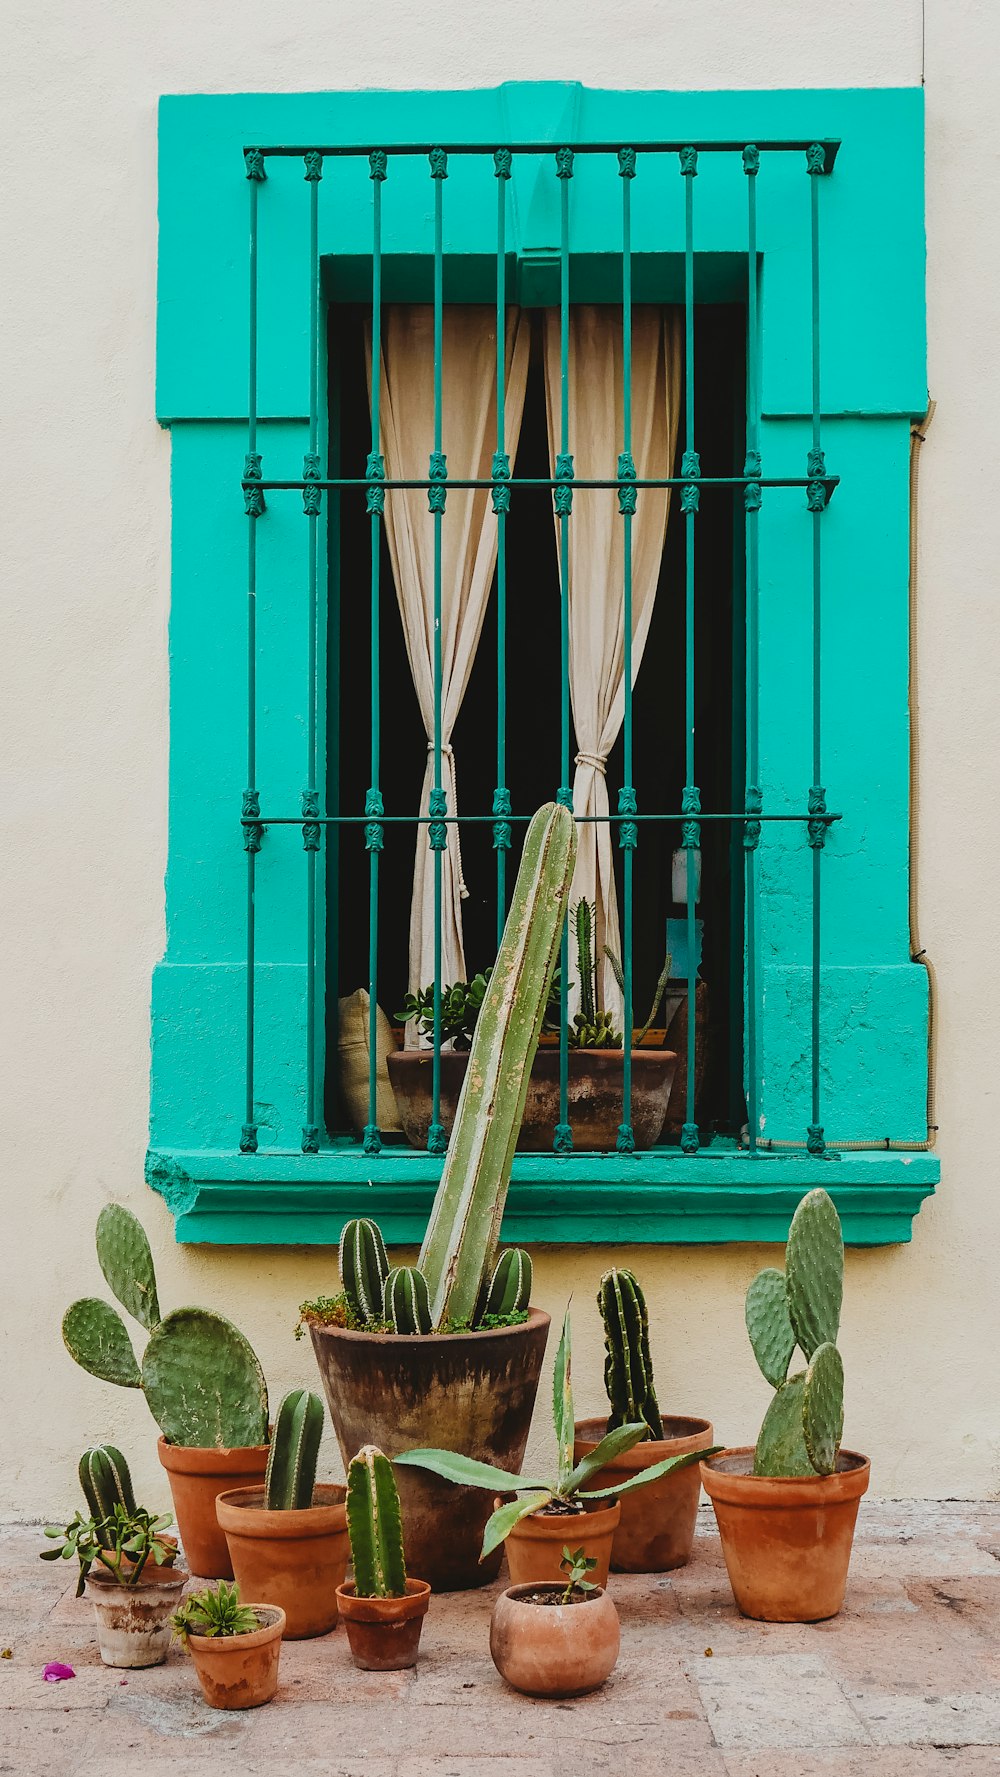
[95,1204,161,1331]
[745,1267,795,1387]
[480,1248,532,1320]
[63,1298,142,1389]
[383,1266,432,1335]
[265,1388,324,1509]
[802,1341,844,1476]
[753,1372,814,1478]
[785,1188,843,1359]
[346,1445,407,1598]
[142,1308,269,1449]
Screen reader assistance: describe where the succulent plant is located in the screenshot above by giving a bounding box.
[62,1206,268,1450]
[264,1389,324,1510]
[383,1266,433,1335]
[79,1446,137,1546]
[478,1248,532,1321]
[339,1217,390,1327]
[598,1268,664,1441]
[745,1187,845,1478]
[346,1446,407,1598]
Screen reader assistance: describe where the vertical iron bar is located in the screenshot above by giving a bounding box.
[616,148,637,1153]
[806,144,828,1156]
[301,151,323,1153]
[427,148,449,1156]
[364,151,388,1155]
[492,150,512,945]
[743,146,762,1155]
[680,147,701,1155]
[554,146,575,1155]
[241,150,266,1155]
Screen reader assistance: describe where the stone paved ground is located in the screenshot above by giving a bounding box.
[4,1503,1000,1776]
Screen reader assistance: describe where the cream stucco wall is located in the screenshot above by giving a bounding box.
[3,0,998,1519]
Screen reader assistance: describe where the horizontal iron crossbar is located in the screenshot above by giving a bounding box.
[245,140,841,172]
[243,811,842,826]
[246,476,840,493]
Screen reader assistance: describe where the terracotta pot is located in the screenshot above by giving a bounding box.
[573,1415,714,1572]
[85,1565,189,1669]
[335,1579,431,1670]
[501,1496,621,1589]
[490,1583,620,1698]
[309,1309,549,1592]
[701,1447,871,1622]
[158,1437,269,1579]
[185,1605,285,1709]
[387,1050,676,1152]
[216,1484,348,1638]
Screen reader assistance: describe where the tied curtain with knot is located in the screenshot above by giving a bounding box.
[543,305,682,1025]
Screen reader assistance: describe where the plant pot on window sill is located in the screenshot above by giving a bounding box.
[387,1048,676,1152]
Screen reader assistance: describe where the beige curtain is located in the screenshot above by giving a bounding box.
[543,305,682,1023]
[368,306,530,1038]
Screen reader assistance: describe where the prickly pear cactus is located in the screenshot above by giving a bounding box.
[598,1268,664,1441]
[142,1309,269,1449]
[747,1189,847,1479]
[744,1268,795,1389]
[346,1445,407,1598]
[785,1188,843,1359]
[478,1248,532,1321]
[802,1342,844,1476]
[265,1388,324,1509]
[753,1373,813,1477]
[339,1218,389,1326]
[96,1204,161,1332]
[383,1266,432,1335]
[63,1298,142,1389]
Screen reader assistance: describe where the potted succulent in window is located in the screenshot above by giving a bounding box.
[490,1545,621,1699]
[396,1306,719,1587]
[304,802,575,1591]
[573,1268,715,1572]
[62,1205,269,1578]
[335,1446,431,1671]
[215,1388,348,1638]
[42,1474,186,1670]
[700,1187,870,1622]
[172,1580,284,1710]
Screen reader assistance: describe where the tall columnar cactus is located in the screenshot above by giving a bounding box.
[383,1267,433,1336]
[62,1206,268,1450]
[339,1218,390,1327]
[598,1268,664,1441]
[264,1389,324,1510]
[419,802,577,1327]
[346,1446,407,1598]
[745,1188,845,1478]
[79,1445,137,1547]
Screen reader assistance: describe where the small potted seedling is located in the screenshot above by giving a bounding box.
[490,1544,621,1698]
[701,1188,870,1622]
[397,1306,720,1587]
[172,1579,285,1709]
[216,1388,347,1638]
[573,1269,714,1572]
[335,1447,431,1670]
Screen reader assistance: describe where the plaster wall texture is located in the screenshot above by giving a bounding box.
[2,0,997,1518]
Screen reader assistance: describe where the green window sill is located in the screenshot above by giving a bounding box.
[146,1143,937,1247]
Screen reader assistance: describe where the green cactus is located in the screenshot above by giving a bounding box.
[598,1268,664,1441]
[96,1204,161,1332]
[339,1218,389,1327]
[383,1267,432,1336]
[264,1388,324,1510]
[747,1189,846,1478]
[573,899,597,1025]
[63,1298,142,1389]
[346,1446,407,1598]
[419,802,577,1328]
[478,1248,532,1321]
[79,1446,137,1547]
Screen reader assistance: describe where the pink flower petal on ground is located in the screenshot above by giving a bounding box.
[42,1662,75,1682]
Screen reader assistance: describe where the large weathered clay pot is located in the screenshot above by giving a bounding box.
[490,1584,620,1698]
[185,1605,285,1710]
[501,1496,621,1589]
[309,1310,550,1591]
[387,1050,675,1152]
[86,1566,188,1669]
[215,1484,348,1638]
[335,1579,431,1670]
[701,1447,871,1622]
[157,1438,269,1579]
[573,1415,714,1572]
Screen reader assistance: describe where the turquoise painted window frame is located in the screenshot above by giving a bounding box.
[149,81,938,1247]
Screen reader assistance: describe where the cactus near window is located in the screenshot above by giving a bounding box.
[264,1389,324,1510]
[346,1446,407,1598]
[598,1268,664,1441]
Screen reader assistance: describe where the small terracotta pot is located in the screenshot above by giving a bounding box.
[86,1565,189,1669]
[158,1437,269,1579]
[701,1447,871,1622]
[500,1497,621,1589]
[490,1583,620,1698]
[185,1605,285,1709]
[573,1416,714,1572]
[335,1579,431,1671]
[216,1484,348,1639]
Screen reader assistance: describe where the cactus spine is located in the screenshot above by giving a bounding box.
[383,1267,432,1336]
[479,1248,532,1320]
[264,1388,325,1510]
[419,802,577,1327]
[747,1189,846,1478]
[79,1445,137,1546]
[346,1446,407,1598]
[598,1268,664,1440]
[339,1218,390,1326]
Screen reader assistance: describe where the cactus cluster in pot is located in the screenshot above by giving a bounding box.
[745,1186,845,1477]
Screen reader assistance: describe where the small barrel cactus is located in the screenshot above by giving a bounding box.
[346,1446,407,1598]
[383,1267,433,1335]
[598,1268,664,1441]
[340,1218,390,1326]
[79,1445,137,1547]
[745,1188,845,1477]
[264,1388,325,1510]
[478,1248,532,1320]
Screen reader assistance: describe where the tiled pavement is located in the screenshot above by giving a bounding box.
[4,1503,1000,1776]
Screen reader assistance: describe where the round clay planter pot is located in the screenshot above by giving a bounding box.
[85,1566,189,1669]
[387,1050,676,1152]
[185,1605,285,1709]
[701,1447,871,1622]
[573,1415,714,1572]
[335,1579,431,1671]
[309,1309,549,1592]
[216,1484,348,1639]
[501,1497,621,1590]
[490,1583,620,1698]
[158,1437,270,1579]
